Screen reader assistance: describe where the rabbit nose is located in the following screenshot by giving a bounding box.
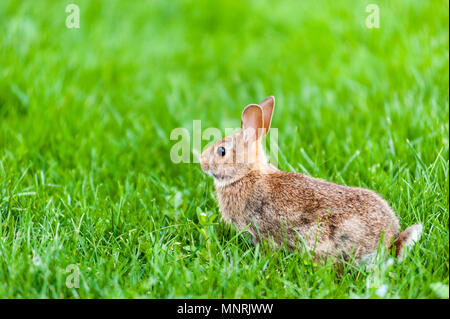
[200,155,209,172]
[201,162,209,172]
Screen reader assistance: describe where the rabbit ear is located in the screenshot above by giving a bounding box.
[259,96,275,136]
[241,104,263,142]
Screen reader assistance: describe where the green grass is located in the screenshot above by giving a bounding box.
[0,0,448,298]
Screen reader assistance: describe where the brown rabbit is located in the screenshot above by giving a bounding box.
[200,96,422,263]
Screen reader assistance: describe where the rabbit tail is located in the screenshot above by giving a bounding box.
[392,224,423,262]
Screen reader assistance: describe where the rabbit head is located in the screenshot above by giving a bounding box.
[200,97,276,187]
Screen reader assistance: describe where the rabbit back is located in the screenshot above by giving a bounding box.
[217,170,400,260]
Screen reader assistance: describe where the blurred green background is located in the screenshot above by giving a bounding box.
[0,0,448,298]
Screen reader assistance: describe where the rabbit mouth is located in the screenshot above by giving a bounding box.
[211,172,223,180]
[211,172,231,181]
[201,166,227,181]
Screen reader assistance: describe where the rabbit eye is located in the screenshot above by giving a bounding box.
[217,146,226,157]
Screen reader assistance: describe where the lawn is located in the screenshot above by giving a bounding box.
[0,0,448,298]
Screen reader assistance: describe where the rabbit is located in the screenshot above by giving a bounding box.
[199,96,422,263]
